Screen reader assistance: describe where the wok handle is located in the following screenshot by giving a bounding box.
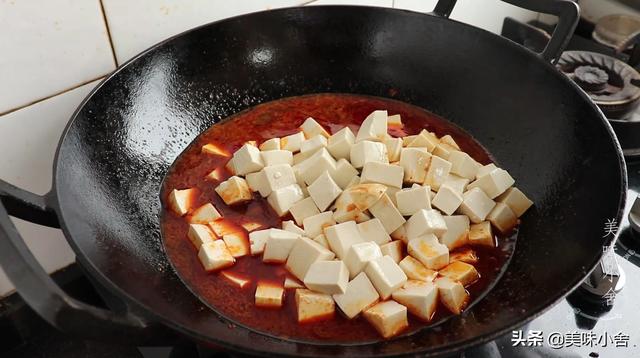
[432,0,579,64]
[0,179,166,344]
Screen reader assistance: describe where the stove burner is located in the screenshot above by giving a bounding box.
[574,65,609,92]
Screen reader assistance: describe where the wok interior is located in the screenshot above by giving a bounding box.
[53,7,624,356]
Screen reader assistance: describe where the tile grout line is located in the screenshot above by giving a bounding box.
[98,0,119,67]
[0,76,105,117]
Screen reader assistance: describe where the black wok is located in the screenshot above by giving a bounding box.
[0,1,627,356]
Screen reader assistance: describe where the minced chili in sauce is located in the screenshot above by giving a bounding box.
[161,94,515,343]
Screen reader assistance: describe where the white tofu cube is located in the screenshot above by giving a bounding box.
[232,144,264,175]
[468,221,495,247]
[246,171,271,197]
[407,130,439,152]
[215,176,252,205]
[255,281,284,308]
[263,164,297,193]
[168,188,197,216]
[295,289,335,323]
[259,138,281,151]
[289,197,320,226]
[300,135,328,153]
[205,167,223,182]
[439,261,480,286]
[261,150,293,166]
[313,233,329,248]
[281,131,306,152]
[293,147,320,165]
[467,168,515,199]
[303,260,349,294]
[439,135,460,150]
[458,187,496,223]
[448,151,480,180]
[241,221,264,232]
[188,203,222,224]
[399,148,431,183]
[476,163,497,179]
[487,202,518,233]
[432,184,464,216]
[380,241,404,263]
[303,211,336,238]
[286,237,336,280]
[363,301,408,339]
[386,186,401,207]
[405,209,448,239]
[222,232,249,258]
[392,280,438,321]
[267,184,304,216]
[407,234,449,270]
[300,117,330,139]
[364,255,408,299]
[444,174,470,194]
[496,187,533,217]
[368,193,406,234]
[391,224,409,244]
[282,220,306,236]
[308,171,343,211]
[333,183,386,223]
[350,140,388,169]
[329,158,358,189]
[198,240,235,272]
[424,155,452,191]
[388,114,403,127]
[399,256,437,282]
[187,224,216,249]
[324,221,365,259]
[344,242,383,279]
[208,219,239,238]
[357,218,392,245]
[327,126,355,160]
[221,271,251,288]
[384,137,403,162]
[440,215,470,250]
[332,272,380,319]
[201,143,230,157]
[249,229,271,255]
[225,157,237,175]
[395,186,432,216]
[263,229,299,263]
[296,148,337,185]
[449,248,479,264]
[346,175,361,189]
[284,276,304,289]
[432,143,457,160]
[401,135,417,146]
[361,162,404,189]
[435,277,469,314]
[356,110,388,142]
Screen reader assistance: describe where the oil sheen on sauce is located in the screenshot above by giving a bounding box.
[160,94,516,344]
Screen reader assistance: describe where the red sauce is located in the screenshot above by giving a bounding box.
[160,94,515,343]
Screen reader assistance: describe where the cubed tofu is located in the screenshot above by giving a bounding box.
[399,256,438,282]
[289,197,320,226]
[368,193,406,234]
[222,232,249,258]
[391,224,409,244]
[332,272,380,319]
[344,242,383,279]
[262,164,297,193]
[395,186,432,216]
[443,174,470,194]
[361,162,404,189]
[408,130,439,150]
[267,184,305,216]
[241,221,264,232]
[282,220,306,236]
[333,183,387,223]
[432,183,464,216]
[406,209,448,239]
[467,168,515,199]
[221,271,251,288]
[246,171,271,197]
[187,224,216,249]
[330,158,359,189]
[439,261,480,286]
[293,147,320,165]
[259,138,281,151]
[261,150,293,166]
[281,131,306,152]
[487,202,518,233]
[168,188,197,216]
[188,203,222,224]
[386,186,401,207]
[350,140,388,169]
[449,248,479,264]
[448,151,480,180]
[296,148,337,185]
[440,215,470,250]
[303,260,349,294]
[208,219,239,238]
[475,163,497,179]
[201,143,230,157]
[263,230,300,263]
[255,282,284,308]
[300,135,328,154]
[286,237,336,280]
[295,289,335,323]
[384,138,403,164]
[303,211,336,238]
[215,176,252,205]
[245,140,258,147]
[313,233,330,248]
[458,187,496,224]
[308,171,343,211]
[225,157,237,175]
[249,229,271,255]
[327,126,355,160]
[232,144,264,175]
[364,256,408,299]
[468,221,495,247]
[388,114,403,127]
[432,143,457,160]
[399,148,431,184]
[198,240,235,272]
[357,218,392,245]
[300,117,330,139]
[435,277,469,314]
[324,221,365,259]
[346,175,361,188]
[363,300,408,339]
[356,110,388,142]
[439,135,460,150]
[380,240,404,263]
[496,187,533,217]
[284,276,304,289]
[205,167,224,182]
[392,280,438,321]
[424,155,452,191]
[407,235,449,270]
